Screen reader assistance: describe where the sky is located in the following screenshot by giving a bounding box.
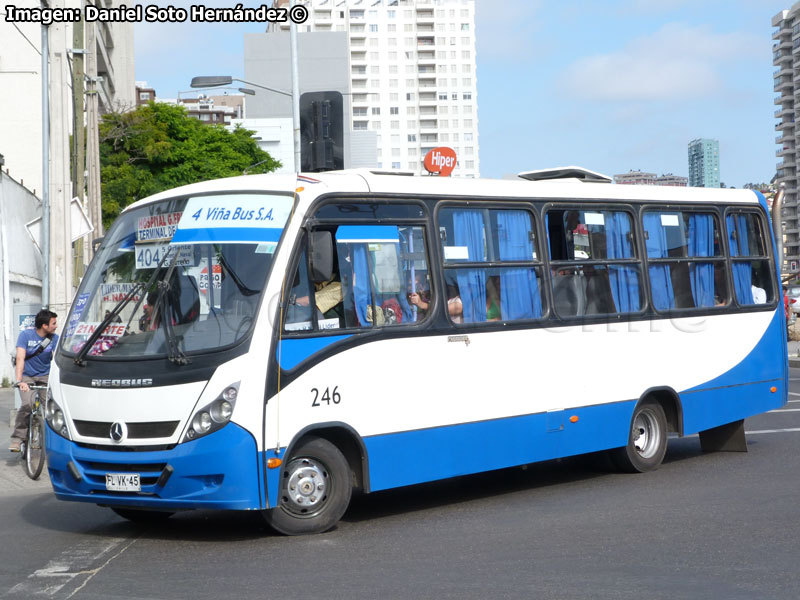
[136,0,793,187]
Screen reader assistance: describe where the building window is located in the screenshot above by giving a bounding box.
[406,92,415,101]
[408,134,417,142]
[372,107,381,115]
[390,107,399,115]
[370,24,378,32]
[353,121,368,130]
[392,162,402,169]
[463,92,472,100]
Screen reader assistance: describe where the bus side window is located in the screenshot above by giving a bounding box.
[284,234,347,332]
[726,211,774,306]
[283,245,315,332]
[334,224,431,328]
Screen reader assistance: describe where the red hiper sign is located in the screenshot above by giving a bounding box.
[423,147,457,176]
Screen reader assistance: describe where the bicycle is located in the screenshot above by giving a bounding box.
[13,381,48,480]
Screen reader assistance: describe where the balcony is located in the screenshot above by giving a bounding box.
[417,36,435,47]
[417,23,434,32]
[419,119,438,129]
[418,76,436,88]
[417,51,436,63]
[776,107,795,118]
[421,133,438,143]
[419,106,437,115]
[776,119,796,131]
[778,146,797,157]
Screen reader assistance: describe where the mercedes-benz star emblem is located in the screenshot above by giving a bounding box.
[109,422,125,442]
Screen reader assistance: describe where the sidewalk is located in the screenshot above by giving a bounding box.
[0,387,51,494]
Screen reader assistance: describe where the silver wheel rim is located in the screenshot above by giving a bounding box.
[281,457,329,517]
[632,408,661,459]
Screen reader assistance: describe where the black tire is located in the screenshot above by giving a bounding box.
[263,437,352,535]
[24,415,45,480]
[612,401,668,473]
[110,507,175,522]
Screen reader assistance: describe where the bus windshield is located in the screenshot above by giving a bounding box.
[60,192,294,360]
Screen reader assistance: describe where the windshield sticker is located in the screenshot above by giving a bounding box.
[137,212,183,242]
[72,322,127,339]
[171,194,293,245]
[100,283,141,303]
[134,243,195,270]
[65,292,90,338]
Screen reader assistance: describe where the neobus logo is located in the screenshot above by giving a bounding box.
[91,378,153,388]
[423,147,457,177]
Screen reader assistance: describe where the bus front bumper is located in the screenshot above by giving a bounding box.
[46,422,263,511]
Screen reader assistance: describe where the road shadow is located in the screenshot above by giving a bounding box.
[14,434,744,541]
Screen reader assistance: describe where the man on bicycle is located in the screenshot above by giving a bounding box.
[9,309,58,452]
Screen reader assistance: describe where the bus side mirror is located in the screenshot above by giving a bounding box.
[92,236,104,252]
[309,231,333,283]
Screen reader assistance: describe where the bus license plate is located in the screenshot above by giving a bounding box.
[105,473,141,492]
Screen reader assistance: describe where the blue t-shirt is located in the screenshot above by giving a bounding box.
[17,329,58,377]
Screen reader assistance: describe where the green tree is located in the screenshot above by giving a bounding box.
[99,102,280,225]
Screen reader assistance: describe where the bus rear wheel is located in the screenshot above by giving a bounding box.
[612,401,668,473]
[263,437,352,535]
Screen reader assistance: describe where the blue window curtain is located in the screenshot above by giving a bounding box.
[352,244,373,327]
[727,214,753,304]
[688,214,715,308]
[643,214,675,310]
[453,210,487,323]
[604,212,640,312]
[497,211,542,319]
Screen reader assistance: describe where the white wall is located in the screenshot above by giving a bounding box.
[0,173,43,383]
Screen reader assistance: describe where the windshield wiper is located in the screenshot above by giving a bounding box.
[153,273,191,366]
[73,245,177,366]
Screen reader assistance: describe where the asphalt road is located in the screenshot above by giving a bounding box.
[1,374,799,600]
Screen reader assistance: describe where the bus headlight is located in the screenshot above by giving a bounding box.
[45,389,71,440]
[183,382,239,443]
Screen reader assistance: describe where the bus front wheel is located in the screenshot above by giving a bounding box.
[264,437,352,535]
[612,401,668,473]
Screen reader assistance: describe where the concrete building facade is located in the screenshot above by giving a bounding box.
[0,172,47,383]
[244,30,376,170]
[773,5,800,273]
[687,138,720,188]
[266,0,478,177]
[0,0,134,312]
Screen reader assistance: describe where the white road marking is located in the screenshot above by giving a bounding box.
[788,392,800,396]
[769,408,800,413]
[747,428,800,435]
[5,535,139,598]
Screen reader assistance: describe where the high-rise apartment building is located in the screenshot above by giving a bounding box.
[773,5,800,273]
[269,0,479,177]
[687,138,720,188]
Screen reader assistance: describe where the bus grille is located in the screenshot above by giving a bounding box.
[73,420,180,439]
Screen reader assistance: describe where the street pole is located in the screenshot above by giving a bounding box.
[41,18,50,309]
[290,0,301,173]
[72,12,86,280]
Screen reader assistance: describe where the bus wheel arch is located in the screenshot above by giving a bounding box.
[264,423,369,535]
[612,388,680,473]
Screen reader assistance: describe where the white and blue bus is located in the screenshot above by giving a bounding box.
[45,169,787,534]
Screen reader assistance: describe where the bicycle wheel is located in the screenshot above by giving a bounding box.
[24,415,45,480]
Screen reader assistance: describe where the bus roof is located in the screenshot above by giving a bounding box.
[122,169,761,216]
